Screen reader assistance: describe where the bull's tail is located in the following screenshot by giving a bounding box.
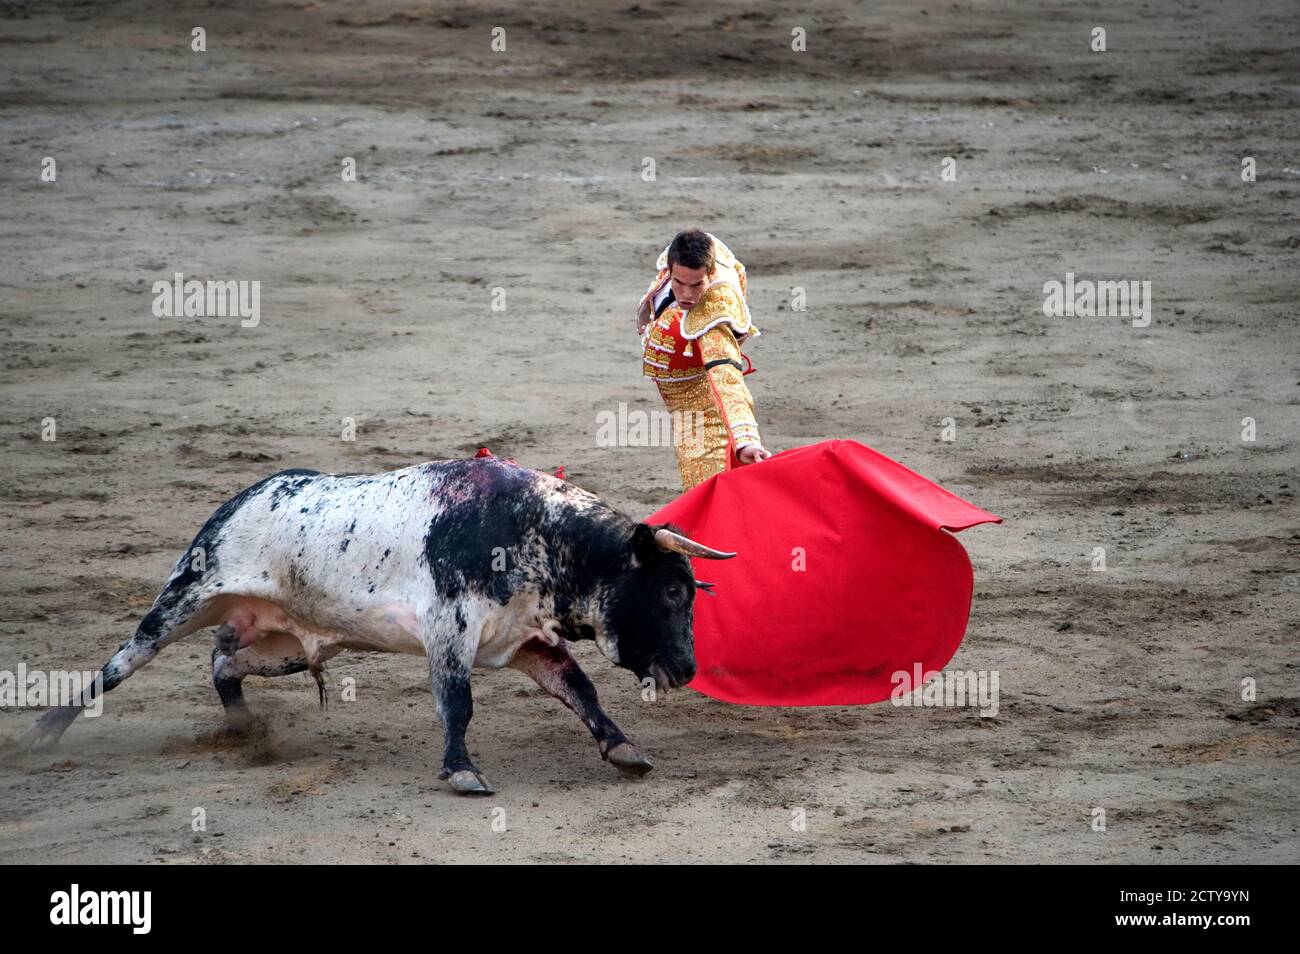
[18,581,209,753]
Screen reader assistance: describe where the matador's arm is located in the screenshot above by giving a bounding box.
[696,323,762,454]
[702,324,759,454]
[682,281,764,455]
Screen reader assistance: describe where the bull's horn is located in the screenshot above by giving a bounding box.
[654,528,736,560]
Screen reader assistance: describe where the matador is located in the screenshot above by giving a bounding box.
[637,229,772,490]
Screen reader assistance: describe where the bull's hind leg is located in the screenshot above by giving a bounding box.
[212,628,309,730]
[509,639,652,778]
[20,583,210,752]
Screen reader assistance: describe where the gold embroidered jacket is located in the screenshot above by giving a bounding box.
[640,270,763,453]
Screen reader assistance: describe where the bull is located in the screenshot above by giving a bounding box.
[19,454,734,794]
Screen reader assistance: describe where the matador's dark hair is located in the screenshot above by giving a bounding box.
[666,229,715,272]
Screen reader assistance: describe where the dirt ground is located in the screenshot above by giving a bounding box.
[1,0,1297,864]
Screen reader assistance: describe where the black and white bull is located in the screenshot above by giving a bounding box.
[20,454,734,794]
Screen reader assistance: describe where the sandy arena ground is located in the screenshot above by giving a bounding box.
[1,0,1297,863]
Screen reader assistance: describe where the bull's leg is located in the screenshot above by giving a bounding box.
[20,584,209,752]
[508,638,653,778]
[429,649,493,796]
[212,628,308,730]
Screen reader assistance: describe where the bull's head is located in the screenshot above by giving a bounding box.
[601,522,735,693]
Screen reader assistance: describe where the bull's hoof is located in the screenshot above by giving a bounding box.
[223,706,256,734]
[607,742,653,778]
[443,768,495,795]
[19,710,74,753]
[27,735,60,754]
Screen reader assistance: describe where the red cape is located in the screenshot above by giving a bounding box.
[647,440,1001,706]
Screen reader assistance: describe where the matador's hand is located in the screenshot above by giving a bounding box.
[737,444,772,465]
[636,299,652,335]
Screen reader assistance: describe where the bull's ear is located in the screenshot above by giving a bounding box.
[629,522,661,568]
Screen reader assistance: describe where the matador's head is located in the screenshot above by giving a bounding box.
[665,228,716,311]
